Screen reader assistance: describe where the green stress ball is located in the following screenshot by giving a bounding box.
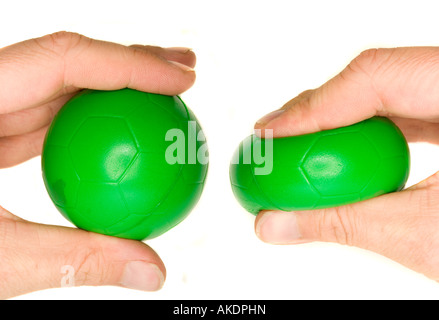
[230,116,409,214]
[42,88,208,240]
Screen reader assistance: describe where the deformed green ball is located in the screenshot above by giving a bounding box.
[230,116,410,214]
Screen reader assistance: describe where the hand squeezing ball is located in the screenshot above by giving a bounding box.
[42,88,208,240]
[230,116,410,214]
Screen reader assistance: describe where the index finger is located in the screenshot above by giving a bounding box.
[0,31,196,114]
[255,47,439,138]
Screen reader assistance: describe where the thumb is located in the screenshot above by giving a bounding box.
[254,171,439,280]
[254,48,411,138]
[0,206,165,299]
[255,194,392,247]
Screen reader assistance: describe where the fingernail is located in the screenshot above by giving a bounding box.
[166,47,193,54]
[120,261,164,291]
[256,109,285,126]
[256,211,302,244]
[168,60,194,72]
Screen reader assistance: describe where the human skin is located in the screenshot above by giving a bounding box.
[0,31,196,299]
[254,47,439,281]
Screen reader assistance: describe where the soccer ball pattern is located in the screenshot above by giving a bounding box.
[42,89,208,240]
[230,117,410,214]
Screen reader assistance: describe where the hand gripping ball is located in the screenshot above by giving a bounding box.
[42,88,208,240]
[230,116,410,214]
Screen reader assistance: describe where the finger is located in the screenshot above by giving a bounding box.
[255,193,396,247]
[0,32,196,114]
[164,47,197,69]
[0,125,48,168]
[0,209,165,299]
[255,50,382,137]
[0,92,74,138]
[58,33,196,94]
[255,172,439,279]
[129,45,197,69]
[0,204,23,221]
[405,170,439,191]
[389,117,439,144]
[255,47,439,138]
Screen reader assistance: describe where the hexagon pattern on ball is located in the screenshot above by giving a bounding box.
[229,117,410,214]
[42,88,208,240]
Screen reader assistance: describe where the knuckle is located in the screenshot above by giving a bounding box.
[355,48,383,69]
[342,49,380,79]
[65,243,108,287]
[350,48,395,76]
[319,205,358,246]
[357,48,380,63]
[33,31,84,56]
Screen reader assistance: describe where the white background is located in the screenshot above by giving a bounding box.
[2,0,439,299]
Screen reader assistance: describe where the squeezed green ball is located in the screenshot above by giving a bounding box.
[230,116,410,214]
[42,88,208,240]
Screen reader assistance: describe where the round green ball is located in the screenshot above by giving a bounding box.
[42,88,208,240]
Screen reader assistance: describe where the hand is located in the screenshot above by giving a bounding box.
[0,31,196,298]
[254,47,439,281]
